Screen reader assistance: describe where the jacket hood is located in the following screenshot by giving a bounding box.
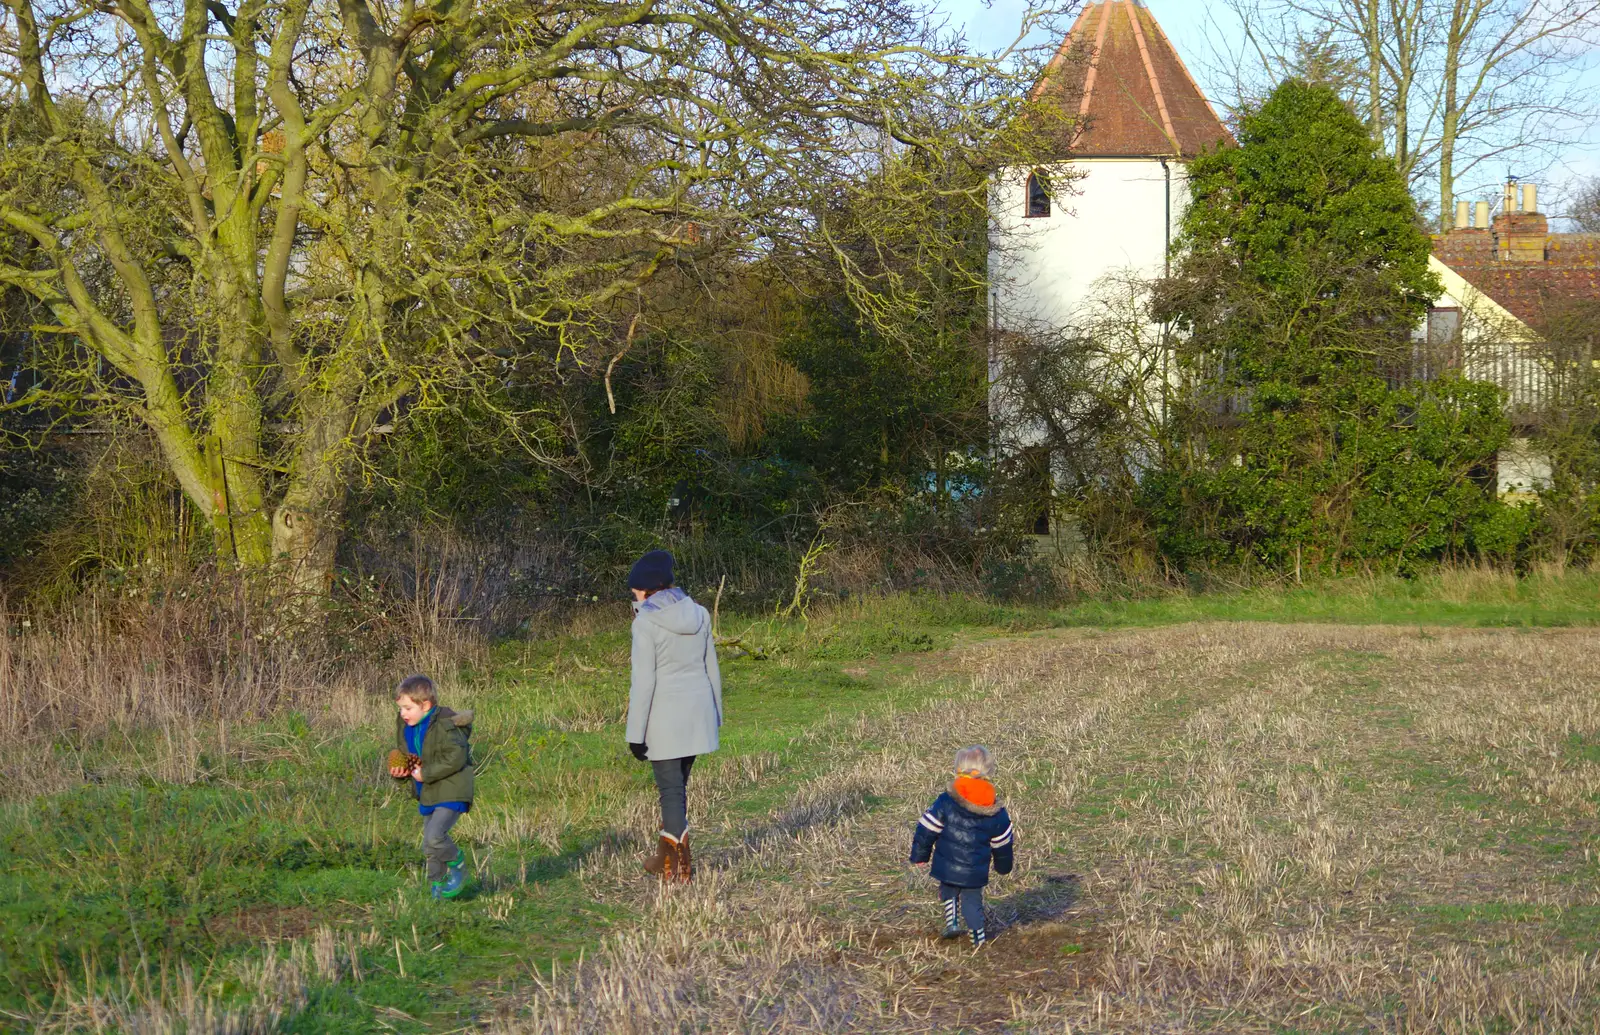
[948,779,1003,817]
[398,705,474,733]
[636,592,706,636]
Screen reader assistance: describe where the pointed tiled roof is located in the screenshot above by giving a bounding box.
[1031,1,1233,158]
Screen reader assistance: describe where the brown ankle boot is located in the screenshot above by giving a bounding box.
[643,832,675,876]
[674,834,692,883]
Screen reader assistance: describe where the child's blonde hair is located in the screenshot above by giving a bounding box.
[396,673,437,704]
[954,745,993,779]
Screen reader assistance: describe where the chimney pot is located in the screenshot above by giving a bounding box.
[1475,200,1490,228]
[1455,201,1470,228]
[1504,180,1518,215]
[1523,183,1538,214]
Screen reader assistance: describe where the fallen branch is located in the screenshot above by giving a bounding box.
[714,636,769,661]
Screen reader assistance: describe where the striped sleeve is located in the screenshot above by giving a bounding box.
[990,808,1015,875]
[909,797,944,864]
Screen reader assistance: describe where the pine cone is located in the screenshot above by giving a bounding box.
[387,749,420,773]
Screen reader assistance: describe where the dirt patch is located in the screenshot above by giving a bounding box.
[203,904,322,944]
[866,918,1103,1029]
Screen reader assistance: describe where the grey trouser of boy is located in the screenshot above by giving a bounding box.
[940,882,986,932]
[423,807,462,881]
[651,756,696,838]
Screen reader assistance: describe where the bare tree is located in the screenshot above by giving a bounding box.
[1565,176,1600,231]
[1200,0,1600,229]
[988,270,1173,544]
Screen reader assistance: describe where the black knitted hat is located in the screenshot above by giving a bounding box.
[627,549,675,591]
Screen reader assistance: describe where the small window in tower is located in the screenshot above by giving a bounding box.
[1025,169,1052,218]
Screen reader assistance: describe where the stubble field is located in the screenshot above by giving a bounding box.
[509,622,1600,1033]
[7,581,1600,1032]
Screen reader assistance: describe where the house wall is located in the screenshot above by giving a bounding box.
[989,159,1187,335]
[1419,256,1552,494]
[1499,438,1552,496]
[988,159,1188,453]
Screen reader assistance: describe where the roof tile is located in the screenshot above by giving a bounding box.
[1434,231,1600,327]
[1032,1,1233,158]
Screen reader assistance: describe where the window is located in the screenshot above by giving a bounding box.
[1427,307,1462,347]
[1422,307,1463,380]
[1025,169,1052,218]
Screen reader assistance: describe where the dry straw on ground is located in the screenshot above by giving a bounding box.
[0,580,487,798]
[490,623,1600,1033]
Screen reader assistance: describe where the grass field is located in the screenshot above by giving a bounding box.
[5,574,1600,1032]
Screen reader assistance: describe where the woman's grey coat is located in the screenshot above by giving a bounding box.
[626,590,722,761]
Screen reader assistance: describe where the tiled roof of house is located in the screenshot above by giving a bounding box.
[1433,227,1600,328]
[1031,1,1234,158]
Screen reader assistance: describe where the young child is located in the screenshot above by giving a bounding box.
[909,745,1015,947]
[388,674,475,900]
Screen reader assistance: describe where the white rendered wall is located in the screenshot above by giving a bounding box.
[990,159,1187,335]
[989,159,1189,452]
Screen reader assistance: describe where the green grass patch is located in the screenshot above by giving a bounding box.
[2,595,1051,1031]
[1049,569,1600,629]
[12,575,1600,1030]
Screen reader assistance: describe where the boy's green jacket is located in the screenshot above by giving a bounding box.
[394,705,475,807]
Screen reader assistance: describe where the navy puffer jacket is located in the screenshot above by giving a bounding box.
[909,784,1015,888]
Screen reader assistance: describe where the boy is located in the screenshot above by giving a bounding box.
[909,745,1014,947]
[389,674,474,899]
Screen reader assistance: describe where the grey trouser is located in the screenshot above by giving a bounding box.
[422,807,462,881]
[651,756,696,838]
[940,883,986,932]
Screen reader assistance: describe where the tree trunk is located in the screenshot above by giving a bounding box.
[1440,12,1464,234]
[270,398,357,603]
[1364,0,1384,141]
[271,496,345,602]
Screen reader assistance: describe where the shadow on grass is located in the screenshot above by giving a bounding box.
[991,871,1081,929]
[724,781,878,861]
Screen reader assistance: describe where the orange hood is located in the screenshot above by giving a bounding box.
[953,774,996,808]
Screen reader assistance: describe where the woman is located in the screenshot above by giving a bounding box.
[624,549,722,882]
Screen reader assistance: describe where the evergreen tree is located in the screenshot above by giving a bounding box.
[1147,79,1508,572]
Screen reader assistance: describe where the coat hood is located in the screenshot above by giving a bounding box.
[438,705,474,729]
[635,591,707,636]
[395,704,474,737]
[948,779,1004,817]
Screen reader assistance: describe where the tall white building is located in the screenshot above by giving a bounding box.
[992,3,1572,516]
[988,1,1231,529]
[990,1,1230,332]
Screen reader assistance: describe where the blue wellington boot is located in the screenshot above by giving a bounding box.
[438,866,467,899]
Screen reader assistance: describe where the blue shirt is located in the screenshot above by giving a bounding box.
[405,708,470,816]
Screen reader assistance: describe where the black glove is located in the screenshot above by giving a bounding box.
[629,742,649,762]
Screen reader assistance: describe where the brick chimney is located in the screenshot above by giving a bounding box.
[1434,196,1495,265]
[1493,179,1548,262]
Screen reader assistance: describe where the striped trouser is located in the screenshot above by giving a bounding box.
[940,882,985,934]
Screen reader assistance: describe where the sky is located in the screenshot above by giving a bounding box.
[930,0,1600,218]
[932,0,1209,57]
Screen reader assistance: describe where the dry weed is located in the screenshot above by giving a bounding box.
[1,579,487,799]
